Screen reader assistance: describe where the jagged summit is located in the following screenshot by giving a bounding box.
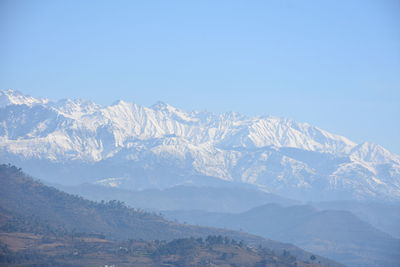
[150,100,172,110]
[0,89,49,107]
[0,89,399,201]
[350,142,400,164]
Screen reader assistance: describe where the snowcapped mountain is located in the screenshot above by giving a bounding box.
[0,89,399,201]
[0,89,49,107]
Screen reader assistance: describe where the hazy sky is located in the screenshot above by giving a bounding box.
[1,0,399,153]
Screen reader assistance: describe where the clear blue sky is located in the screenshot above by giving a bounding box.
[1,0,399,153]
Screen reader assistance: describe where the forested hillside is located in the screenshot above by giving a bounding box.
[0,164,342,267]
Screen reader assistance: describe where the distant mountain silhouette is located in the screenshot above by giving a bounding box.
[311,200,400,239]
[164,203,400,267]
[56,182,297,213]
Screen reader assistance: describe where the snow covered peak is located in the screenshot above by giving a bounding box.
[151,101,173,111]
[111,99,133,107]
[350,142,400,164]
[0,89,393,157]
[0,89,49,107]
[150,101,182,115]
[0,89,399,201]
[215,115,357,154]
[0,89,359,154]
[151,101,198,123]
[51,98,100,119]
[219,111,248,122]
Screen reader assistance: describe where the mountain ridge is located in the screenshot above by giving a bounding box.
[1,89,399,201]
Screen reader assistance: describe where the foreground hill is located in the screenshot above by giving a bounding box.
[0,233,328,267]
[164,204,400,267]
[1,89,399,201]
[0,164,342,267]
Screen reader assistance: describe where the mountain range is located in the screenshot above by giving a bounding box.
[1,89,399,201]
